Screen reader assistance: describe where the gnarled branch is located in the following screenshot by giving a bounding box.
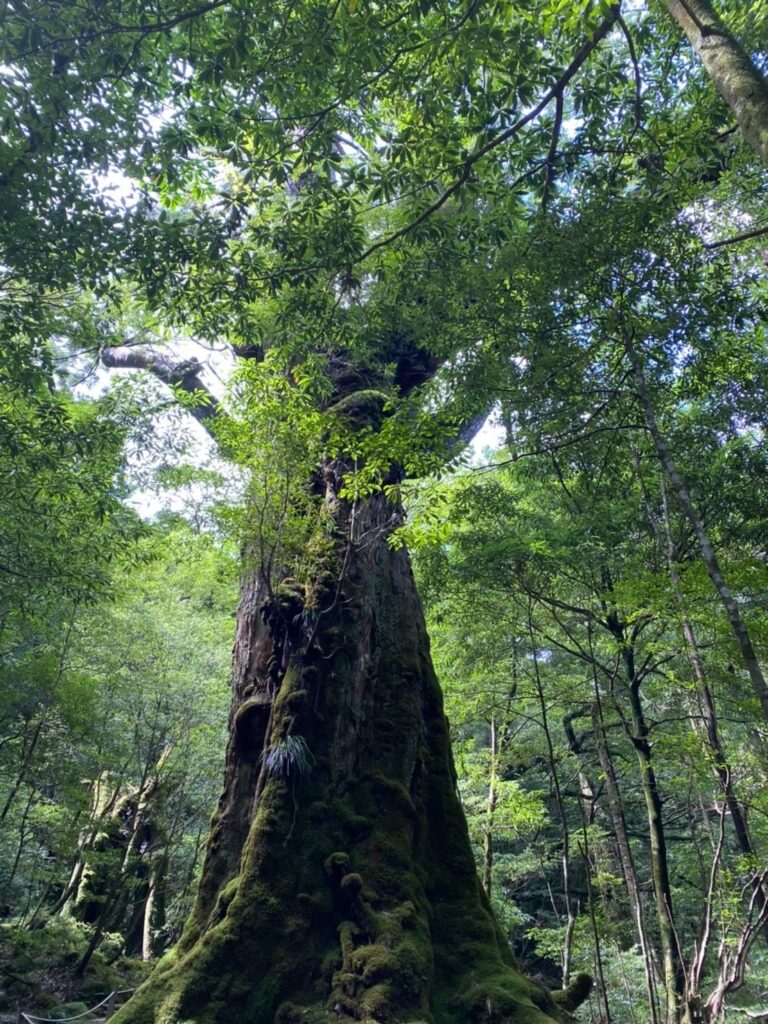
[101,346,221,438]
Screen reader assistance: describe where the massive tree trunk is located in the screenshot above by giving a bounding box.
[111,464,573,1024]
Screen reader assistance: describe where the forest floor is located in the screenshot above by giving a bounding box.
[0,920,150,1024]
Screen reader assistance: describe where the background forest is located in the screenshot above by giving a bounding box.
[2,0,768,1022]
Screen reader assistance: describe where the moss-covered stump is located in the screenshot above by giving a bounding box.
[110,486,578,1024]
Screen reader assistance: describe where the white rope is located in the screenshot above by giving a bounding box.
[21,989,134,1023]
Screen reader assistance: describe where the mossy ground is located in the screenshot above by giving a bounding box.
[0,918,150,1020]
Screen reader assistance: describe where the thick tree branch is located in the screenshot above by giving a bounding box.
[704,222,768,249]
[541,89,564,212]
[664,0,768,167]
[101,346,221,438]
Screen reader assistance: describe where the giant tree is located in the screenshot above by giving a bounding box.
[3,0,767,1021]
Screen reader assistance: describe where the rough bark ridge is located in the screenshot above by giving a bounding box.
[111,465,570,1024]
[664,0,768,167]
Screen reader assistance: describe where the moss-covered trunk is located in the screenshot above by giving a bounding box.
[663,0,768,168]
[110,466,574,1024]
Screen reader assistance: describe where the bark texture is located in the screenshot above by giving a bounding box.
[110,472,568,1024]
[664,0,768,167]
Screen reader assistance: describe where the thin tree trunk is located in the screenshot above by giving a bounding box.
[173,823,206,918]
[663,0,768,167]
[75,903,113,978]
[529,624,576,990]
[658,478,768,973]
[483,716,497,900]
[24,860,59,928]
[609,620,683,1024]
[625,336,768,723]
[591,692,661,1024]
[6,786,37,892]
[578,829,612,1024]
[142,852,168,960]
[0,712,47,828]
[1,612,76,841]
[638,457,768,955]
[74,848,136,977]
[658,477,764,868]
[54,859,87,919]
[704,867,768,1020]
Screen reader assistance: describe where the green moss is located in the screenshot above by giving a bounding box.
[296,890,330,917]
[329,797,371,836]
[274,688,308,716]
[275,1009,330,1024]
[552,973,593,1012]
[324,851,350,877]
[321,949,342,981]
[273,581,304,616]
[350,945,395,984]
[208,876,239,922]
[108,533,567,1024]
[340,872,363,895]
[391,901,415,927]
[451,972,562,1024]
[48,1003,93,1021]
[360,981,394,1020]
[275,1001,304,1023]
[360,776,416,821]
[327,390,390,429]
[337,920,357,960]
